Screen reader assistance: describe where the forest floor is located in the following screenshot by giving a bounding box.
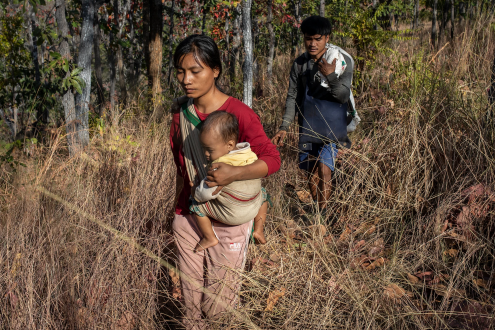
[1,21,495,330]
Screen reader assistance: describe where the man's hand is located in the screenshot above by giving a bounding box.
[318,58,337,77]
[271,130,287,147]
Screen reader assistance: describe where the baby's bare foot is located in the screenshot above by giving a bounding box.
[194,237,219,253]
[253,231,267,245]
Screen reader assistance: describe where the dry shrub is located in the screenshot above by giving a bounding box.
[1,17,495,330]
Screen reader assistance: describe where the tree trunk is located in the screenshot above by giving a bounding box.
[414,0,419,29]
[267,0,275,86]
[291,0,301,56]
[94,10,104,116]
[439,0,446,46]
[373,0,378,30]
[224,9,230,66]
[167,0,175,85]
[252,14,259,84]
[202,0,207,34]
[432,0,438,49]
[74,0,95,151]
[55,0,77,153]
[319,0,325,17]
[241,0,253,107]
[230,6,241,85]
[114,0,127,107]
[127,4,141,102]
[143,0,151,78]
[30,11,46,126]
[108,32,117,110]
[451,0,455,40]
[149,0,163,100]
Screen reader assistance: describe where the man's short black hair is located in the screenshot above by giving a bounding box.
[300,16,332,36]
[201,111,239,143]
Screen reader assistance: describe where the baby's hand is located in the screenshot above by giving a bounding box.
[211,185,224,196]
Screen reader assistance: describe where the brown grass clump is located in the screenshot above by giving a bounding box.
[2,18,495,330]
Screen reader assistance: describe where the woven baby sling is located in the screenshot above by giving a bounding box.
[180,98,263,225]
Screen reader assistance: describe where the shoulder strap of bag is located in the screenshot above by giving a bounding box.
[327,43,357,117]
[180,99,208,183]
[296,53,310,90]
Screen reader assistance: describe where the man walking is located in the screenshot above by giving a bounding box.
[272,15,354,218]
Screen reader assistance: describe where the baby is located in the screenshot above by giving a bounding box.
[189,111,268,252]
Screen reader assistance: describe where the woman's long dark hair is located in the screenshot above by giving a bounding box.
[173,34,223,87]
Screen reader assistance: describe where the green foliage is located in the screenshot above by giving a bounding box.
[0,139,26,170]
[47,52,85,95]
[0,14,31,106]
[329,0,412,88]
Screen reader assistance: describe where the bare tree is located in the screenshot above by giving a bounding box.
[114,0,127,107]
[108,26,117,110]
[73,0,96,151]
[55,0,77,153]
[319,0,325,17]
[28,7,46,126]
[167,0,175,85]
[230,6,241,85]
[414,0,419,29]
[266,0,275,86]
[224,8,230,66]
[291,0,301,56]
[202,0,208,34]
[149,0,163,101]
[94,9,104,116]
[241,0,253,107]
[143,0,150,77]
[373,0,378,30]
[432,0,438,49]
[451,0,455,40]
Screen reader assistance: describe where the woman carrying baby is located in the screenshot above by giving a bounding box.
[169,34,280,329]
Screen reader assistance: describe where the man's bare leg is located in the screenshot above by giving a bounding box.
[193,214,219,252]
[253,201,268,244]
[317,162,332,211]
[308,165,320,206]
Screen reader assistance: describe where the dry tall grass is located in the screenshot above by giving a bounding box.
[1,17,495,329]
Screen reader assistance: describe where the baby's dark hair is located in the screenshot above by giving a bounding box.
[201,111,239,143]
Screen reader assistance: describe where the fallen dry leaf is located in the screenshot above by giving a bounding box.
[369,238,385,256]
[351,240,366,252]
[338,226,353,241]
[115,311,136,330]
[431,284,448,296]
[265,287,286,312]
[269,252,281,263]
[296,190,312,204]
[415,271,434,282]
[350,255,369,269]
[462,183,493,202]
[365,257,388,271]
[440,220,449,233]
[307,224,327,238]
[444,249,459,258]
[472,278,487,289]
[383,284,413,301]
[407,274,420,284]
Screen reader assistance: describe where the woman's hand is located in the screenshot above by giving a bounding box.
[205,163,239,188]
[271,130,287,147]
[205,160,269,194]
